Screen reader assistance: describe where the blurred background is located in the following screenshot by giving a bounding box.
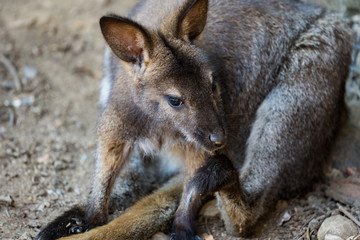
[0,0,359,239]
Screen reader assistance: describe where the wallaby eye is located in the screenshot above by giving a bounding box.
[212,81,217,92]
[167,95,184,108]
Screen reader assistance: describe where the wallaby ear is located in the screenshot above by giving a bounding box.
[177,0,208,41]
[99,15,152,66]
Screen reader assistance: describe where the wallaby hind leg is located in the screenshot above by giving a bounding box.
[218,14,353,237]
[59,177,183,240]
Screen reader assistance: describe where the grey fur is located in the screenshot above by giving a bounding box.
[97,0,353,236]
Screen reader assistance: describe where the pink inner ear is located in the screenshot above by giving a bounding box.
[104,20,144,63]
[179,0,208,40]
[120,25,143,54]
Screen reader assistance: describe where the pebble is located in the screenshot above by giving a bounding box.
[37,154,51,164]
[80,153,88,163]
[8,17,36,29]
[317,215,358,240]
[55,189,63,196]
[54,160,68,170]
[308,217,322,233]
[4,96,35,108]
[23,66,37,79]
[278,210,291,226]
[0,195,14,206]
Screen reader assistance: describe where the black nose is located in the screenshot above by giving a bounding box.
[209,133,224,147]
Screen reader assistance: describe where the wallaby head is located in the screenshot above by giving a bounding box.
[99,0,226,152]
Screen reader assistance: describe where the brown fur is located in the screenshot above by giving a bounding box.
[60,179,183,240]
[35,0,354,239]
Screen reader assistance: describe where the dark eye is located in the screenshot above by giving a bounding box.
[212,81,217,92]
[167,95,184,108]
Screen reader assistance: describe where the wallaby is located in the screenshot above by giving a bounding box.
[35,0,354,239]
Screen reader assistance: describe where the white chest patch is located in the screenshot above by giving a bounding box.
[137,136,186,176]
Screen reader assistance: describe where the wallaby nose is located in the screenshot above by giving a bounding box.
[209,132,224,147]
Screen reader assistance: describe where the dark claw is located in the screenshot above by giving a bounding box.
[67,217,89,234]
[35,206,88,240]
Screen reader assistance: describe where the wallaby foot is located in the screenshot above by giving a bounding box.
[170,224,203,240]
[216,188,260,237]
[171,154,238,240]
[35,206,90,240]
[58,181,182,240]
[171,185,203,240]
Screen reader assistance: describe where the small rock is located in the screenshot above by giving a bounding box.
[317,215,358,240]
[73,64,95,77]
[18,232,33,240]
[54,160,68,171]
[324,234,344,240]
[37,203,46,212]
[23,66,37,79]
[37,154,51,164]
[0,107,15,124]
[37,189,47,197]
[0,126,6,133]
[308,217,322,234]
[278,210,291,226]
[4,96,35,108]
[8,17,37,29]
[55,189,63,196]
[0,195,14,206]
[80,153,88,163]
[31,46,41,56]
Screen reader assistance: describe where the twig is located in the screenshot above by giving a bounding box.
[4,106,16,125]
[296,213,317,240]
[0,53,21,91]
[4,207,11,218]
[306,226,311,240]
[337,203,360,227]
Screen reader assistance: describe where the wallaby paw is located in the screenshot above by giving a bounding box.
[190,154,237,194]
[169,233,202,240]
[35,206,90,240]
[66,217,90,235]
[171,217,201,240]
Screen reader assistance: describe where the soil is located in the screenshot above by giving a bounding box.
[0,1,359,240]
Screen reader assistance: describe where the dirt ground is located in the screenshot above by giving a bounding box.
[0,0,360,240]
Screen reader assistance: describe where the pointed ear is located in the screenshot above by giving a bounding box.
[99,15,153,66]
[177,0,208,41]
